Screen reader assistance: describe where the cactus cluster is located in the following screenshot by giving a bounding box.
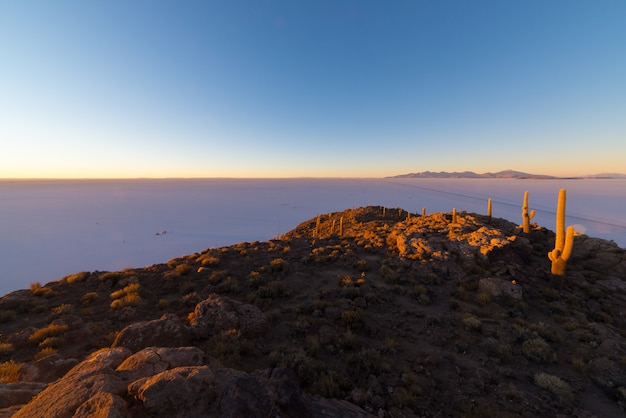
[548,189,575,276]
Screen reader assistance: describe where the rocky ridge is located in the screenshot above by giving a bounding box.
[0,206,625,417]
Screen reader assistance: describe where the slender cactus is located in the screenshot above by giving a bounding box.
[487,198,492,222]
[522,191,536,233]
[315,215,320,237]
[331,219,336,235]
[422,207,426,217]
[451,208,457,224]
[548,189,575,276]
[339,217,344,236]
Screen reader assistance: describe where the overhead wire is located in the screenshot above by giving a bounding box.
[381,179,626,231]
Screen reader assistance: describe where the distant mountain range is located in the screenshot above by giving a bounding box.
[389,170,626,179]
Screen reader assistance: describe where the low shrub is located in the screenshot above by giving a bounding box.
[39,336,66,349]
[0,360,22,383]
[110,293,142,309]
[34,347,58,361]
[99,272,123,283]
[197,254,220,267]
[63,271,89,284]
[314,371,347,398]
[52,304,73,315]
[175,263,191,276]
[29,282,53,297]
[216,277,241,294]
[203,329,253,369]
[522,337,556,363]
[269,258,288,272]
[462,314,482,331]
[0,343,15,356]
[379,265,401,284]
[182,292,201,306]
[82,292,98,305]
[28,324,69,345]
[341,310,362,329]
[110,283,140,300]
[534,372,573,402]
[257,280,289,299]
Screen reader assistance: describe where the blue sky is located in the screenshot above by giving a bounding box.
[1,1,625,178]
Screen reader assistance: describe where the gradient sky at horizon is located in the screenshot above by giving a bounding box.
[1,1,625,178]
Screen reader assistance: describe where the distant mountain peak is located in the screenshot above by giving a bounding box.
[388,170,556,179]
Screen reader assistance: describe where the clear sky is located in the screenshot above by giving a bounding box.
[1,1,625,178]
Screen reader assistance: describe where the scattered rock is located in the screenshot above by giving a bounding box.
[112,314,191,352]
[17,354,79,383]
[116,347,205,380]
[190,294,268,338]
[478,277,523,300]
[13,348,132,418]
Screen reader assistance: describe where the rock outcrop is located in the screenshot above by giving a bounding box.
[14,346,372,418]
[112,314,191,352]
[189,294,268,339]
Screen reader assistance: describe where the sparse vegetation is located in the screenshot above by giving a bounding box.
[63,271,89,284]
[28,324,69,345]
[109,282,142,308]
[29,282,53,297]
[0,206,625,417]
[0,343,15,356]
[0,360,22,383]
[534,372,573,402]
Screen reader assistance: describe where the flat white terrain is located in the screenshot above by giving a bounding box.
[1,178,624,295]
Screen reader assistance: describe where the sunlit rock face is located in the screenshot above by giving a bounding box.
[13,346,374,418]
[112,314,191,352]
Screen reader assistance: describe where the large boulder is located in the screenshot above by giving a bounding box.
[13,347,132,418]
[128,366,314,418]
[17,354,79,383]
[116,347,205,380]
[190,294,268,339]
[112,314,191,352]
[72,392,128,418]
[0,382,47,409]
[12,346,373,418]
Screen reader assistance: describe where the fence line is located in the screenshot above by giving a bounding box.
[382,179,626,231]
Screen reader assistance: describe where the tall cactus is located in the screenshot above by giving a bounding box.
[522,191,535,233]
[548,189,575,276]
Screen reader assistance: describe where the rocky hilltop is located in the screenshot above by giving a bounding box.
[0,206,625,417]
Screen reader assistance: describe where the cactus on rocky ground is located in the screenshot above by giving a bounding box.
[487,198,492,221]
[315,215,320,237]
[522,191,536,233]
[451,208,457,224]
[548,189,575,276]
[422,208,426,217]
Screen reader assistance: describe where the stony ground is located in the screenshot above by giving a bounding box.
[0,206,625,417]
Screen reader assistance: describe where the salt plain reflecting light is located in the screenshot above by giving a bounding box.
[0,178,625,296]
